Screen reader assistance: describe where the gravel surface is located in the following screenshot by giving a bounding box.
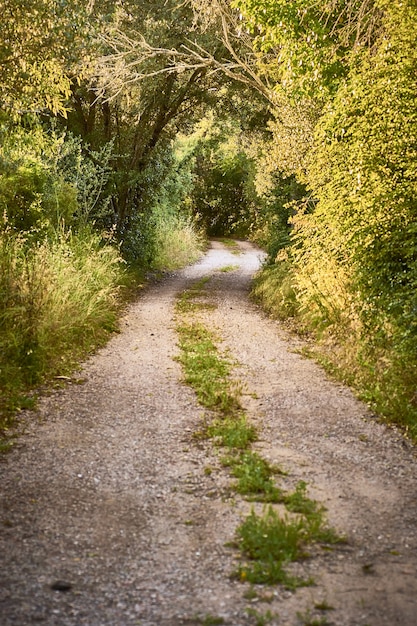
[1,240,417,626]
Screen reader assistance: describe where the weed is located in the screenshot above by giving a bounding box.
[175,303,258,452]
[283,482,344,545]
[174,281,342,600]
[229,451,283,501]
[297,608,331,625]
[175,278,216,314]
[175,319,248,422]
[233,507,311,588]
[284,481,322,516]
[176,322,241,413]
[207,416,257,449]
[304,514,345,546]
[176,294,217,314]
[218,265,239,273]
[234,495,343,589]
[245,607,279,625]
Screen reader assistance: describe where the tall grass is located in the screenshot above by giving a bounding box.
[0,227,126,432]
[152,215,204,270]
[252,261,298,321]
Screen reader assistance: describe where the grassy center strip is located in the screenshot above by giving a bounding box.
[175,320,257,448]
[174,278,344,594]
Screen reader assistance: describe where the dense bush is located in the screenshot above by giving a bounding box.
[120,140,203,267]
[0,125,115,237]
[254,1,417,435]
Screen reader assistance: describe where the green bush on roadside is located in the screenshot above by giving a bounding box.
[0,226,125,432]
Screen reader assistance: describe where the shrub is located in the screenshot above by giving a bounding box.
[0,227,125,421]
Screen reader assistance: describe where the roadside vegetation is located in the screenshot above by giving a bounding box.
[0,121,203,447]
[236,0,417,439]
[175,276,343,604]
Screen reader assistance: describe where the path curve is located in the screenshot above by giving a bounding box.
[1,240,416,626]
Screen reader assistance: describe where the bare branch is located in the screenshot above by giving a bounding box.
[94,0,278,105]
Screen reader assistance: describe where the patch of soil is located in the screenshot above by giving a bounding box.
[1,240,416,626]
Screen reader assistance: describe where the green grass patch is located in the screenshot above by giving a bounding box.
[233,506,313,589]
[283,481,323,517]
[245,607,279,625]
[297,609,332,625]
[175,277,214,313]
[233,485,343,588]
[176,322,242,414]
[174,279,343,595]
[283,481,344,546]
[207,415,257,449]
[228,451,284,501]
[218,264,239,273]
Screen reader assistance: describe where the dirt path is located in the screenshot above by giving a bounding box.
[1,240,416,626]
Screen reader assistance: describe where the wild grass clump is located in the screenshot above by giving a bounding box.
[218,264,239,273]
[0,227,126,433]
[227,451,283,501]
[252,261,298,320]
[152,215,205,270]
[176,278,216,314]
[234,507,312,589]
[234,501,342,588]
[207,415,257,449]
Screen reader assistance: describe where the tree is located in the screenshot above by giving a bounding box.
[232,0,385,99]
[66,0,255,231]
[0,0,96,117]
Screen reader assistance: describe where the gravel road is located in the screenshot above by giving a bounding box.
[1,240,416,626]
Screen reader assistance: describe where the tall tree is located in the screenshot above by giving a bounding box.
[0,0,96,118]
[68,0,246,229]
